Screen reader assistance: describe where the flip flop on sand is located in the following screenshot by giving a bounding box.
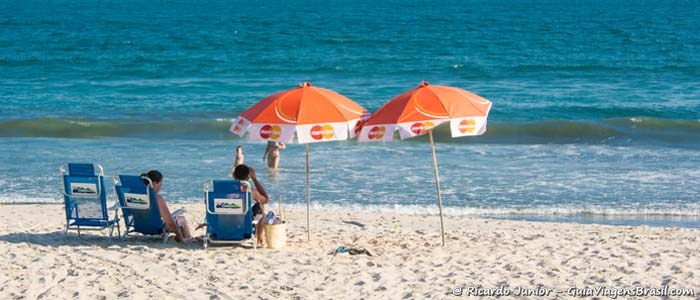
[331,246,373,256]
[348,248,372,256]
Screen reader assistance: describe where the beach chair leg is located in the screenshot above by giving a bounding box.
[115,222,121,240]
[204,234,209,249]
[121,219,131,241]
[109,211,120,240]
[108,226,113,240]
[252,232,257,250]
[77,226,81,238]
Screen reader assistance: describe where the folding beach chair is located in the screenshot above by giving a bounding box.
[60,163,120,238]
[113,174,185,243]
[203,180,257,249]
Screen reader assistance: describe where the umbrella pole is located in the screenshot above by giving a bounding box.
[306,143,311,242]
[428,130,446,247]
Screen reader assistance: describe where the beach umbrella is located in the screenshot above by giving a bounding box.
[358,81,492,246]
[230,82,369,241]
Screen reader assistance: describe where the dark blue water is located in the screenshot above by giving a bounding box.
[1,0,699,226]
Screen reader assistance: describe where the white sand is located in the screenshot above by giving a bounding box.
[0,203,698,299]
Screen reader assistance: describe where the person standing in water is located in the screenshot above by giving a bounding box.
[231,145,244,177]
[263,141,286,169]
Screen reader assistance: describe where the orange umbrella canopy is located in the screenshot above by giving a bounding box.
[358,81,492,141]
[231,82,368,144]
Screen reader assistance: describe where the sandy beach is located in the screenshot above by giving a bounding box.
[0,203,698,299]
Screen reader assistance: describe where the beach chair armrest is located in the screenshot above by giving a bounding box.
[252,214,262,225]
[107,202,119,211]
[67,199,78,209]
[65,200,78,218]
[172,208,186,217]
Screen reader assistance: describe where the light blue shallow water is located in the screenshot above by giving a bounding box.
[1,0,699,227]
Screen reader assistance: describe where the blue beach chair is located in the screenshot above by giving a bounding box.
[113,174,185,243]
[60,163,120,238]
[203,180,257,249]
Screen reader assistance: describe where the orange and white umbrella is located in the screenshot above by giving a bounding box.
[231,82,369,241]
[359,81,492,246]
[231,82,368,144]
[358,81,491,142]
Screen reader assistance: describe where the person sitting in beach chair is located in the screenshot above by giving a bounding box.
[232,164,269,246]
[202,179,256,249]
[199,164,269,247]
[60,163,120,238]
[113,170,192,242]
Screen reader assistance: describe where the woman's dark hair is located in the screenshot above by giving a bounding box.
[232,164,250,180]
[141,170,163,186]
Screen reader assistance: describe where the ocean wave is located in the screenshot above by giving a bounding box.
[437,117,700,145]
[0,117,231,139]
[1,117,698,145]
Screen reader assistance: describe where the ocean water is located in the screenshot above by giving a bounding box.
[1,0,699,227]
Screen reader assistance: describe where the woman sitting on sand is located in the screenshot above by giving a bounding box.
[142,170,193,242]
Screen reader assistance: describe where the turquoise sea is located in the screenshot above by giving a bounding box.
[1,0,699,227]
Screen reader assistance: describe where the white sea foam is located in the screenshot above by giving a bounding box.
[265,202,700,218]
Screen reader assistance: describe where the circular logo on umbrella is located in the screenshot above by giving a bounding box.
[310,124,335,140]
[410,122,435,134]
[352,120,364,136]
[368,126,386,140]
[458,119,477,134]
[260,124,282,139]
[232,119,246,133]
